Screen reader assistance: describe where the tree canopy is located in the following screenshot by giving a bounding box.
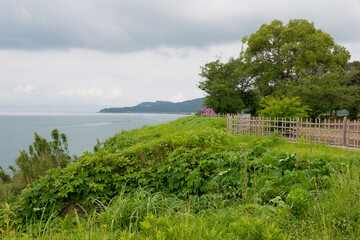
[242,19,350,97]
[198,58,256,114]
[199,19,357,118]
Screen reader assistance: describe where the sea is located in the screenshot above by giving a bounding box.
[0,109,187,171]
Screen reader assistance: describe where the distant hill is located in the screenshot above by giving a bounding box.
[99,98,204,114]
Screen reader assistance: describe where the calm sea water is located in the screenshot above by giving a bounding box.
[0,109,187,171]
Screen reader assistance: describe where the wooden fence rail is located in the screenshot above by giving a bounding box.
[227,114,360,148]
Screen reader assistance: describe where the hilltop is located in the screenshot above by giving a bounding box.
[99,98,204,114]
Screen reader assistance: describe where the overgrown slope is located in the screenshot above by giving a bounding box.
[1,116,360,239]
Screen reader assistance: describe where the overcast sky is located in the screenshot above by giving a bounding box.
[1,0,360,110]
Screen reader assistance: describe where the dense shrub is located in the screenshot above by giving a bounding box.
[258,96,309,118]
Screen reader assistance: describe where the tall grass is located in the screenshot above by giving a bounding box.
[3,192,286,239]
[269,139,360,159]
[311,166,360,239]
[96,188,185,232]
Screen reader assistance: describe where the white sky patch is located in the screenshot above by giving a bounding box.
[0,89,13,100]
[79,88,103,97]
[57,89,75,97]
[58,88,104,98]
[170,92,186,102]
[0,44,241,109]
[108,88,123,99]
[343,41,360,61]
[14,85,36,93]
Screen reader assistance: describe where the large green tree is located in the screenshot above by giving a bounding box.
[198,57,257,114]
[199,19,353,117]
[241,19,350,97]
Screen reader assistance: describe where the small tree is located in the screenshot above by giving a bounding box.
[0,129,71,201]
[15,129,71,185]
[258,96,309,118]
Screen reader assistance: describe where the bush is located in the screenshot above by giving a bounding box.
[258,96,309,118]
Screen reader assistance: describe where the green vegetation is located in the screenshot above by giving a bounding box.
[199,19,360,119]
[345,61,360,119]
[1,116,360,239]
[0,129,71,202]
[198,58,258,114]
[258,96,309,118]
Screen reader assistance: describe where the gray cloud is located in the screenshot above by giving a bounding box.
[2,0,358,53]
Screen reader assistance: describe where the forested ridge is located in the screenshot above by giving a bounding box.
[100,98,204,114]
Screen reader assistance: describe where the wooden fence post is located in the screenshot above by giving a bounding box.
[227,114,230,134]
[343,117,348,146]
[296,118,299,141]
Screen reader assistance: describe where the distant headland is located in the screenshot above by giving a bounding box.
[99,98,204,114]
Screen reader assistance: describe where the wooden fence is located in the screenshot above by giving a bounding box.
[227,114,360,148]
[201,114,227,118]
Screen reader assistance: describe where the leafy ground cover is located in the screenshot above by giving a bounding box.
[1,116,360,239]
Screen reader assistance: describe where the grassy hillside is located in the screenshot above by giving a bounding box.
[1,116,360,239]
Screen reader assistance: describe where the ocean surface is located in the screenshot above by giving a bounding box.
[0,109,187,171]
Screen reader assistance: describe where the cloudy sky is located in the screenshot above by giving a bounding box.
[1,0,360,110]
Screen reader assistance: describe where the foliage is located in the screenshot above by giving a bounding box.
[242,19,350,98]
[0,129,71,202]
[286,188,310,217]
[344,61,360,119]
[258,96,309,118]
[128,208,286,240]
[0,167,11,183]
[199,58,258,114]
[198,19,354,118]
[15,129,70,185]
[288,72,349,118]
[97,188,184,232]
